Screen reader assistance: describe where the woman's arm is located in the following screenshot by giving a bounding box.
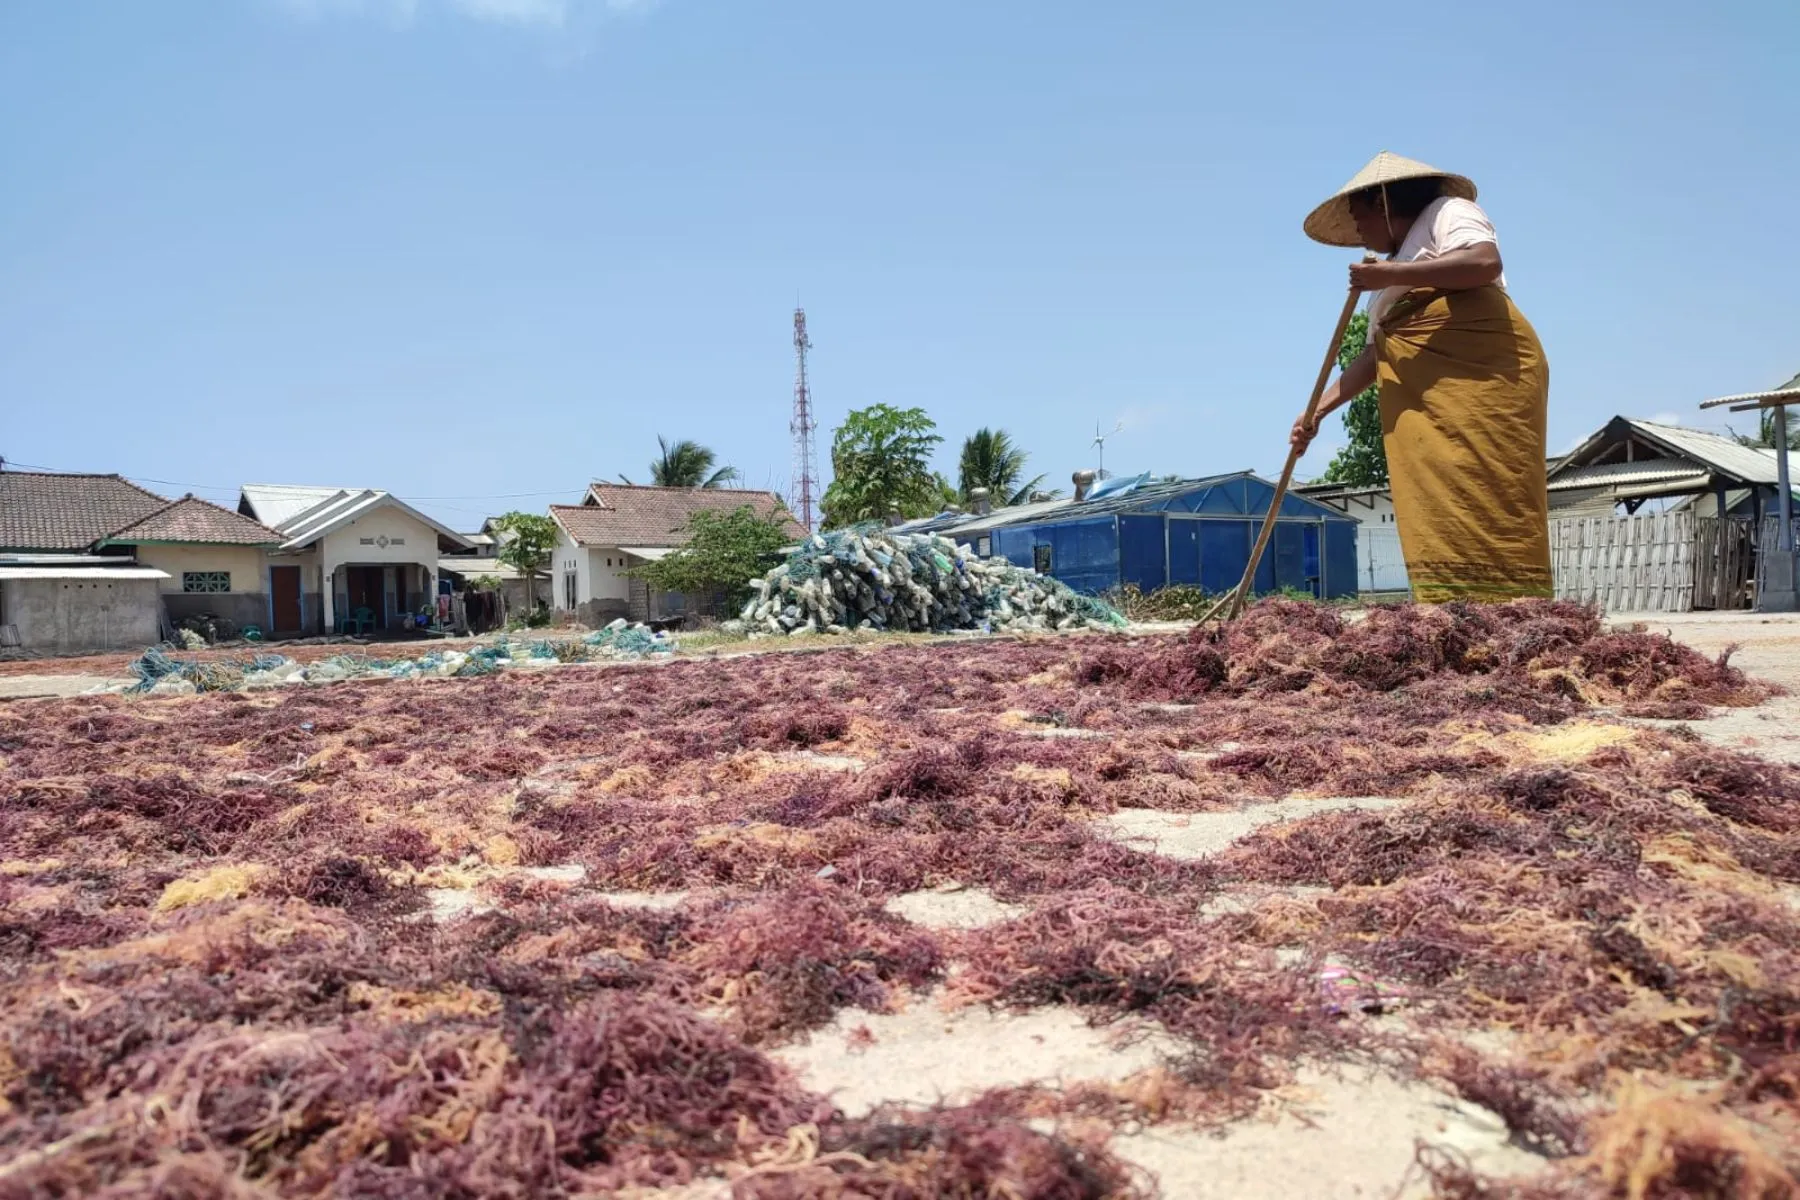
[1291,346,1378,454]
[1349,243,1503,293]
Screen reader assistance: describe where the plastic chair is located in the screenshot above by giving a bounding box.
[346,607,375,636]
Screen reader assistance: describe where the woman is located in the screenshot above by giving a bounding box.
[1291,151,1552,603]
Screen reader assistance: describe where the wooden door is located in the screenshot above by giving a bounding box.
[271,567,302,633]
[347,568,377,617]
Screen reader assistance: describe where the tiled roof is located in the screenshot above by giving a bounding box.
[553,484,805,548]
[0,471,168,552]
[105,495,285,546]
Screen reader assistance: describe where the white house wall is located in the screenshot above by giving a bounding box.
[553,526,589,613]
[318,507,441,632]
[588,548,631,601]
[1340,497,1408,594]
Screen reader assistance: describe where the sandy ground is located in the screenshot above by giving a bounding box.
[774,1000,1180,1119]
[1095,797,1402,861]
[1608,611,1800,762]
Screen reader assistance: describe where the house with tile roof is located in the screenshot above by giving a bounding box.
[99,495,286,634]
[548,483,804,624]
[0,473,286,655]
[237,485,475,636]
[0,471,169,553]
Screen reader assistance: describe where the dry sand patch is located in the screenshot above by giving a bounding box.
[883,884,1027,930]
[1094,796,1403,861]
[1102,1065,1544,1199]
[773,997,1178,1119]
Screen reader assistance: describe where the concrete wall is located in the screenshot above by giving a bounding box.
[162,592,269,631]
[132,544,272,633]
[1,578,162,656]
[576,597,631,626]
[133,544,269,595]
[318,507,440,631]
[589,548,632,601]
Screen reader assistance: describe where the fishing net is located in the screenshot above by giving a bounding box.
[740,529,1125,637]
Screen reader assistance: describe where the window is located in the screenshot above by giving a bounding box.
[182,571,231,593]
[1032,545,1052,574]
[563,568,577,610]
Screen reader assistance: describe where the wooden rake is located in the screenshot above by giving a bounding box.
[1197,253,1377,626]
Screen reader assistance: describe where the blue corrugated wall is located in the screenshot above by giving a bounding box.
[1325,523,1358,599]
[1118,515,1166,592]
[987,513,1358,601]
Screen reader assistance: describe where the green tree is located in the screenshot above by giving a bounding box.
[1317,312,1388,487]
[622,436,740,489]
[490,511,559,609]
[819,404,946,528]
[1730,409,1800,451]
[957,428,1047,507]
[633,505,792,613]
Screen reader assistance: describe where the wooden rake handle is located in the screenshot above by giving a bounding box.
[1200,253,1377,625]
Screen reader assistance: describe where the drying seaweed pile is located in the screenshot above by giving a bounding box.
[1081,597,1765,719]
[737,527,1125,636]
[107,622,676,695]
[1,597,1796,1198]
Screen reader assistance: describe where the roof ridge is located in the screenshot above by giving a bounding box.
[103,492,286,543]
[0,470,168,503]
[589,481,783,497]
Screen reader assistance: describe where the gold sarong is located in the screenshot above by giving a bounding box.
[1376,285,1552,603]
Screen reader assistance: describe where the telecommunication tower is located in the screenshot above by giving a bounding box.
[790,309,818,532]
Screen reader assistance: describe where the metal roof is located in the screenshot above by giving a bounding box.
[901,471,1354,535]
[242,486,474,553]
[1699,369,1800,409]
[437,558,527,580]
[239,484,347,529]
[1629,422,1783,483]
[1546,460,1711,492]
[0,566,170,580]
[1550,419,1783,490]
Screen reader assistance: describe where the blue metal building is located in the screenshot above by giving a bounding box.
[900,472,1360,600]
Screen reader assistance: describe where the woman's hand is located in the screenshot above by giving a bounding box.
[1290,412,1320,455]
[1349,258,1404,292]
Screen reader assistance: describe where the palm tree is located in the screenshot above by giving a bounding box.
[621,436,740,489]
[958,428,1047,507]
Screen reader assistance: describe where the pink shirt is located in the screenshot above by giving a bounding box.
[1367,195,1505,333]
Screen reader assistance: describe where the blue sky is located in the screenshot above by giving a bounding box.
[3,1,1795,528]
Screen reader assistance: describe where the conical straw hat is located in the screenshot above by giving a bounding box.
[1303,150,1477,247]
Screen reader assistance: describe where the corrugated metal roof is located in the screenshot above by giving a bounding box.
[897,495,1078,536]
[438,558,527,580]
[244,486,474,552]
[0,566,170,580]
[1546,460,1710,492]
[902,471,1353,534]
[1625,421,1783,484]
[1700,370,1800,409]
[239,484,347,529]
